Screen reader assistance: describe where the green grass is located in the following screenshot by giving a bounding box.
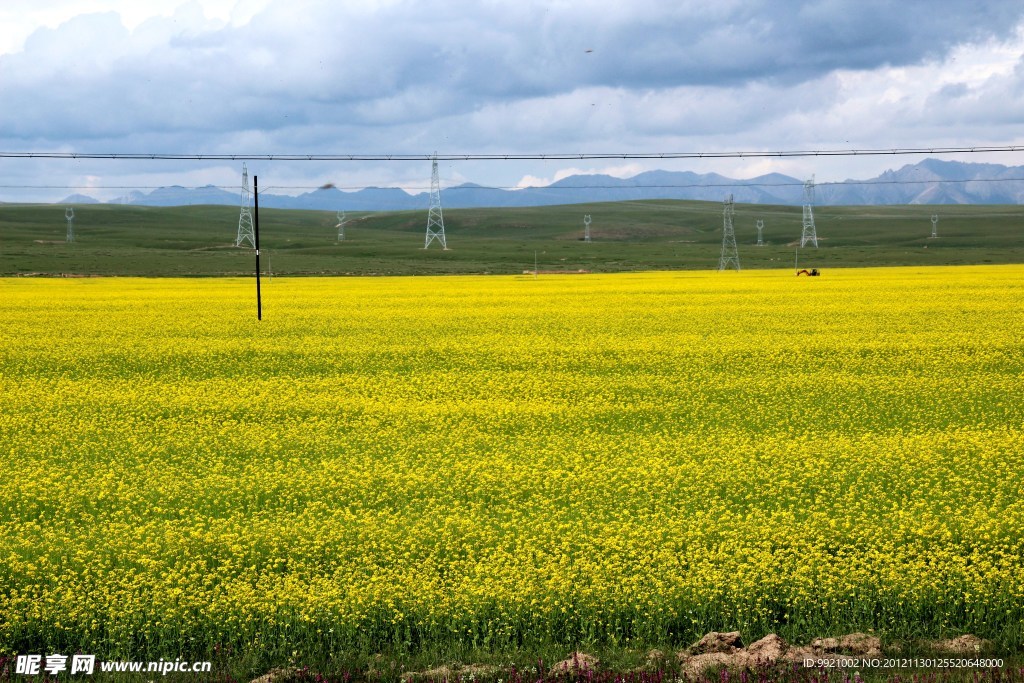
[1,200,1021,276]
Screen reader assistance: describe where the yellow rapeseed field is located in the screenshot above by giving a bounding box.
[0,266,1021,661]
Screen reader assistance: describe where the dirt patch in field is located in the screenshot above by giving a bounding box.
[678,633,795,674]
[932,634,990,654]
[747,633,788,663]
[812,633,882,657]
[687,631,744,654]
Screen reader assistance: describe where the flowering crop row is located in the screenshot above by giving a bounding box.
[0,266,1021,660]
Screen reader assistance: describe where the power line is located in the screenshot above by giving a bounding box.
[1,144,1023,161]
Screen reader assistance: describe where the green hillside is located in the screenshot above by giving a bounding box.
[1,200,1021,276]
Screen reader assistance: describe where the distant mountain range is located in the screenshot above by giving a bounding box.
[61,159,1024,210]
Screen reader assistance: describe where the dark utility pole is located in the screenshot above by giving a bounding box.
[254,176,262,320]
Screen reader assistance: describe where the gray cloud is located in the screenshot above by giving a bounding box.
[1,0,1023,202]
[3,1,1022,145]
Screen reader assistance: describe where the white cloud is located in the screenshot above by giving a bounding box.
[515,175,549,189]
[514,163,647,189]
[1,1,1024,201]
[0,0,264,54]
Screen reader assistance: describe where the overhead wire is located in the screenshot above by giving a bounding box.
[1,144,1023,161]
[3,144,1022,205]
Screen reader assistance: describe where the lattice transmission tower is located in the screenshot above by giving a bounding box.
[424,154,448,249]
[336,210,347,242]
[65,207,74,243]
[800,177,818,248]
[756,218,764,246]
[235,163,256,248]
[718,194,740,271]
[583,214,592,242]
[930,214,938,239]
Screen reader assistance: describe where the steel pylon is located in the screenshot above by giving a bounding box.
[235,163,256,248]
[718,194,740,271]
[424,154,447,249]
[800,178,818,248]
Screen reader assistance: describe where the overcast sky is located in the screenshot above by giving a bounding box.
[2,0,1024,202]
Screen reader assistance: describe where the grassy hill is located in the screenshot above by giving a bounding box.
[1,200,1021,276]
